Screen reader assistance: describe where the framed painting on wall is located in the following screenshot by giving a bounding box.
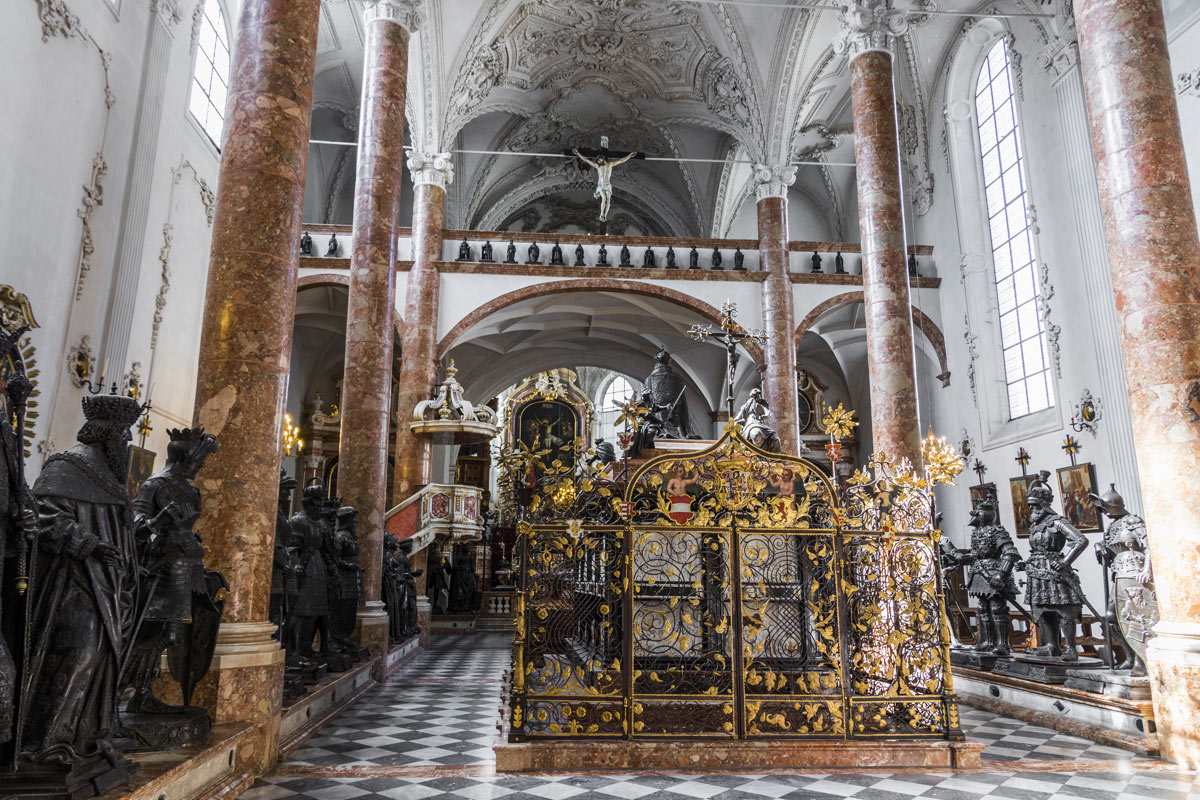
[126,446,156,499]
[1057,462,1102,532]
[969,483,997,508]
[1009,475,1037,538]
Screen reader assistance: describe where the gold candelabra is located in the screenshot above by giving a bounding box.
[282,412,304,457]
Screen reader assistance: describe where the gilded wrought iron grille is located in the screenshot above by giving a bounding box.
[508,429,963,741]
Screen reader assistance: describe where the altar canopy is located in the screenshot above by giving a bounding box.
[508,427,963,741]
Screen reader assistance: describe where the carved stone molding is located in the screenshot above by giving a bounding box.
[362,0,424,30]
[1038,261,1063,380]
[189,0,204,56]
[34,0,85,42]
[834,2,909,61]
[407,151,454,189]
[151,159,215,351]
[963,313,979,408]
[752,164,797,201]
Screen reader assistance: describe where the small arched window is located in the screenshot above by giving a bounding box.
[603,376,635,410]
[975,37,1052,418]
[189,0,230,149]
[594,374,638,441]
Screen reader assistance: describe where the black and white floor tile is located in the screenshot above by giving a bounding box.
[240,634,1200,800]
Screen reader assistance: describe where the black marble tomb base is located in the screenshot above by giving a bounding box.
[120,705,212,751]
[993,654,1105,684]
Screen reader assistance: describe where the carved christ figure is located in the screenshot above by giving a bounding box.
[572,148,636,221]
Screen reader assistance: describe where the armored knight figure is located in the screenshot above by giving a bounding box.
[1092,485,1157,675]
[123,428,225,747]
[329,507,365,658]
[623,388,671,460]
[382,534,404,643]
[448,553,478,613]
[398,539,422,636]
[550,241,564,266]
[944,496,1019,656]
[734,388,781,453]
[480,241,494,262]
[643,349,697,439]
[427,555,451,615]
[272,470,299,645]
[22,394,143,788]
[1023,472,1088,661]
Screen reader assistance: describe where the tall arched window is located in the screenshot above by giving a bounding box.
[975,38,1052,418]
[595,375,637,439]
[189,0,230,148]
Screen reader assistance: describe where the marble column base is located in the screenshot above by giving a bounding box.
[1148,622,1200,768]
[355,601,390,680]
[192,621,287,773]
[417,596,432,649]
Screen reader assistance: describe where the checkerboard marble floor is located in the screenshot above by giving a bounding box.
[241,634,1200,800]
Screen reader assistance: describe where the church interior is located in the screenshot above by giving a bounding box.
[3,0,1200,797]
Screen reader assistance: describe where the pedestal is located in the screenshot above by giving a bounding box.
[993,654,1105,685]
[417,596,432,649]
[1065,669,1152,701]
[355,600,389,679]
[949,647,1004,672]
[121,705,213,752]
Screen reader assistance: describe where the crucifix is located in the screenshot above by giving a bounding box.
[972,458,987,485]
[1015,447,1031,476]
[567,136,643,231]
[1061,435,1080,467]
[687,300,767,420]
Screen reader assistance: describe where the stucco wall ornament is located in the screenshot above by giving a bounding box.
[34,0,84,41]
[834,2,909,61]
[1177,69,1200,99]
[1038,261,1063,379]
[362,0,424,30]
[963,313,979,408]
[1069,388,1103,435]
[407,151,454,189]
[752,164,797,201]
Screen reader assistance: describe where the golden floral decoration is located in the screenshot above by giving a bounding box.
[821,402,858,442]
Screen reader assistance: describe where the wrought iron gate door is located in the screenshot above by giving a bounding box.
[510,428,962,742]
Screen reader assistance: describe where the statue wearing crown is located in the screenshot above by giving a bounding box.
[121,427,226,748]
[18,393,143,793]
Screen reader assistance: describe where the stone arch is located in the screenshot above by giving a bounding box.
[436,279,767,368]
[795,290,950,386]
[297,272,404,340]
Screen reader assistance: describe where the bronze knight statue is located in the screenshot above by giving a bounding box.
[122,428,226,748]
[943,496,1020,657]
[1022,472,1088,661]
[1092,485,1157,675]
[643,349,697,440]
[330,507,368,661]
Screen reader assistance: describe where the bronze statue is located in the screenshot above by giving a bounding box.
[382,534,403,643]
[550,241,564,266]
[457,238,471,261]
[448,553,478,613]
[734,388,781,453]
[623,388,671,459]
[597,244,609,266]
[122,428,225,748]
[908,252,919,276]
[505,241,517,264]
[330,507,366,660]
[526,242,540,265]
[300,232,313,256]
[733,248,745,270]
[326,233,339,257]
[811,251,822,273]
[272,471,298,643]
[398,540,422,636]
[427,555,450,615]
[689,246,699,269]
[481,241,494,262]
[1023,472,1088,661]
[643,349,696,439]
[944,496,1019,656]
[574,244,585,267]
[711,247,723,270]
[1092,485,1157,675]
[21,394,143,789]
[619,245,631,267]
[0,330,34,754]
[835,251,846,274]
[642,248,655,268]
[288,486,334,663]
[665,247,676,269]
[591,438,617,465]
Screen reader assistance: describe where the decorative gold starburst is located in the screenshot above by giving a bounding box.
[921,431,965,486]
[616,396,651,432]
[821,402,858,442]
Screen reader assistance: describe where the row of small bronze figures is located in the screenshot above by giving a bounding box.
[941,471,1156,675]
[0,356,227,793]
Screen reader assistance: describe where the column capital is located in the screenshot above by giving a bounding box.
[407,151,454,189]
[753,164,797,201]
[834,2,908,61]
[362,0,424,30]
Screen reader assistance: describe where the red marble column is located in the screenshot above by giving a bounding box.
[338,5,409,670]
[1075,0,1200,768]
[755,167,800,455]
[849,47,922,466]
[392,161,449,502]
[190,0,320,772]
